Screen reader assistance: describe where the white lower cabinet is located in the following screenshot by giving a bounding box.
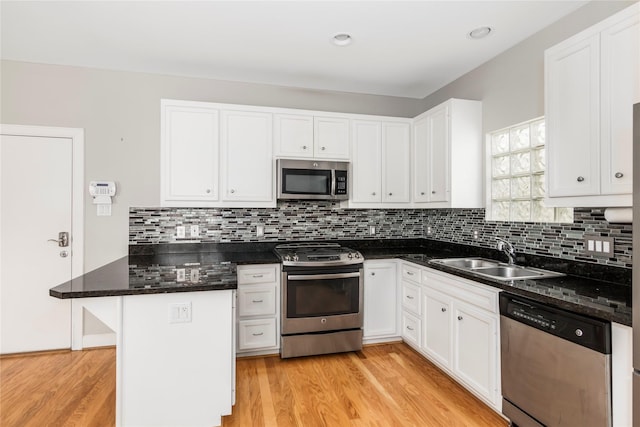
[363,260,400,343]
[399,262,501,411]
[236,264,280,356]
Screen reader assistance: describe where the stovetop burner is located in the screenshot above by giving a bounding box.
[273,243,363,267]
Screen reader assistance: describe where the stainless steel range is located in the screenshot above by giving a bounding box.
[274,243,364,359]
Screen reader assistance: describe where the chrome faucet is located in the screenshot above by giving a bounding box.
[496,238,516,265]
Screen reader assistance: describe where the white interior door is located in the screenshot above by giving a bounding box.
[1,129,82,354]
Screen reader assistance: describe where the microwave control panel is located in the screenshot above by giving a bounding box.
[335,170,348,195]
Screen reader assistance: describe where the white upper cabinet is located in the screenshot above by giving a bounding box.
[545,4,639,207]
[412,99,483,208]
[220,110,273,204]
[161,100,219,204]
[161,100,275,207]
[351,119,411,206]
[274,113,349,160]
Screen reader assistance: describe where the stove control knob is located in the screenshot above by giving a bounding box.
[292,254,299,262]
[354,253,361,258]
[348,253,353,259]
[284,254,292,261]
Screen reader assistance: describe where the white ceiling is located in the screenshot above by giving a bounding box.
[1,1,588,99]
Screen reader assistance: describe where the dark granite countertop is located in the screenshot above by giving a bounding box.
[50,239,632,326]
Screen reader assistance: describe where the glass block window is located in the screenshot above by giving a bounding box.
[487,118,573,222]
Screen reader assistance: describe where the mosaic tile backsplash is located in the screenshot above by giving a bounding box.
[130,204,632,269]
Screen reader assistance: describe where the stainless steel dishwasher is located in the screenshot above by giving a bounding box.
[500,293,612,427]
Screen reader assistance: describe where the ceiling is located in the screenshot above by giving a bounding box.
[1,1,588,99]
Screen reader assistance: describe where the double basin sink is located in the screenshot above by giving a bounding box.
[429,257,565,282]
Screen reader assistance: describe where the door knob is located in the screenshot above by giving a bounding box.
[48,231,69,247]
[615,172,624,179]
[576,176,585,182]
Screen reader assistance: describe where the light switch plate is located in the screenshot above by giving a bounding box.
[583,234,614,257]
[169,302,192,323]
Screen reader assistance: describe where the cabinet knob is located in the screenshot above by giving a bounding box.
[615,172,624,179]
[302,145,308,150]
[388,192,393,196]
[205,189,211,194]
[431,191,436,194]
[372,192,376,196]
[371,272,376,276]
[457,315,463,321]
[321,146,326,151]
[441,307,447,312]
[230,189,235,194]
[576,176,585,182]
[420,192,425,196]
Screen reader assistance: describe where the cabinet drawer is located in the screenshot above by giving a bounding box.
[237,265,278,285]
[237,284,277,317]
[238,318,277,350]
[401,311,421,348]
[401,281,421,315]
[401,264,421,284]
[423,268,498,313]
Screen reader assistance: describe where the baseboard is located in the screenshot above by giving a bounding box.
[82,333,116,349]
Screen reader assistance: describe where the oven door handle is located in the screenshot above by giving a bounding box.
[287,272,361,281]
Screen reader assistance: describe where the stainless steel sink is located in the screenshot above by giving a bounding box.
[429,257,565,281]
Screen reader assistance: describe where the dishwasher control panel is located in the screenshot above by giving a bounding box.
[499,292,611,354]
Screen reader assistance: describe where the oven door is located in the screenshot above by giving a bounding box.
[282,266,363,335]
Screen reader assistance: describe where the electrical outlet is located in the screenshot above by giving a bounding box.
[176,226,186,239]
[473,230,479,239]
[190,268,200,283]
[168,302,192,323]
[256,224,264,237]
[369,226,376,235]
[190,225,200,238]
[427,226,433,235]
[176,268,186,282]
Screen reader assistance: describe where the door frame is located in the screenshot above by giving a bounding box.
[0,124,85,278]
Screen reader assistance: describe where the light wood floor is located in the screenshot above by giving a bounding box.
[1,343,506,426]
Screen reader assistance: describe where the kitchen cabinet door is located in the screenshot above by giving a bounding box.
[161,102,219,204]
[220,110,274,203]
[382,122,411,203]
[425,104,449,203]
[422,287,452,369]
[363,261,398,341]
[453,301,498,405]
[351,120,382,203]
[274,114,314,158]
[600,12,639,195]
[546,33,601,198]
[314,116,350,159]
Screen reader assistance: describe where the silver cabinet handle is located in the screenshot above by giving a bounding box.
[458,315,463,321]
[407,271,414,276]
[372,192,376,196]
[252,332,264,336]
[441,307,447,312]
[252,274,264,278]
[302,145,308,150]
[321,146,326,151]
[289,272,361,281]
[406,326,414,331]
[388,192,393,196]
[577,176,585,182]
[615,172,624,178]
[371,272,376,276]
[406,295,414,300]
[252,299,264,303]
[48,231,69,247]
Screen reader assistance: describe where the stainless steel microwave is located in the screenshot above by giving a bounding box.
[276,159,349,200]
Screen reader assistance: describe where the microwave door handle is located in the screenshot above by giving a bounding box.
[331,169,336,196]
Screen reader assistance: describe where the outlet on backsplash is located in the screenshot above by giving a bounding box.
[426,226,432,235]
[473,230,479,240]
[176,226,186,239]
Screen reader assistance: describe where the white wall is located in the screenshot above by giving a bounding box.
[0,60,421,271]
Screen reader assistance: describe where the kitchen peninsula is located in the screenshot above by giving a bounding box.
[49,244,278,427]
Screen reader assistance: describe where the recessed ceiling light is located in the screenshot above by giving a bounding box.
[332,33,353,46]
[468,26,493,40]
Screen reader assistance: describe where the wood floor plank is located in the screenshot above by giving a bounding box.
[1,342,507,426]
